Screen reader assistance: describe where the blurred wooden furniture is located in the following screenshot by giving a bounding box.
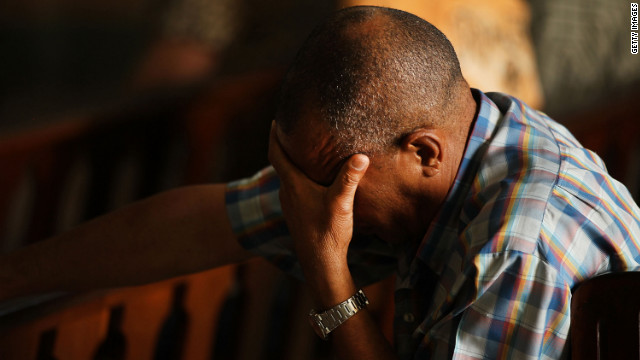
[570,271,640,359]
[0,70,277,360]
[0,267,236,360]
[0,69,395,360]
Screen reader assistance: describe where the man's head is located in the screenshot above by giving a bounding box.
[273,6,477,244]
[276,6,469,156]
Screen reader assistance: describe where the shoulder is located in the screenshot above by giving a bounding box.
[467,93,640,275]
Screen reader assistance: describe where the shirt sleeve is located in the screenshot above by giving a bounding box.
[225,166,302,277]
[419,252,571,360]
[225,166,397,285]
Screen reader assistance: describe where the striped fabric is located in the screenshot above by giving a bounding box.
[225,89,640,359]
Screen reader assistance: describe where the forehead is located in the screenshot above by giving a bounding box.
[275,121,348,186]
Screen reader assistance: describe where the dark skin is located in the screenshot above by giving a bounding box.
[268,89,476,359]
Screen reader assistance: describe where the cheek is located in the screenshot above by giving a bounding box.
[352,191,375,230]
[353,189,394,228]
[353,166,403,228]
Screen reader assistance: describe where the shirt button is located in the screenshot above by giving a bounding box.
[403,313,415,323]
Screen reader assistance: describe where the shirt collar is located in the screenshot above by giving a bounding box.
[398,89,504,281]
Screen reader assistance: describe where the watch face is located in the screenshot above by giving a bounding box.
[308,313,328,340]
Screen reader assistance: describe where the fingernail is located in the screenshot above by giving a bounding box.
[350,156,368,171]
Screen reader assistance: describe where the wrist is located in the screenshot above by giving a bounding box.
[309,289,369,340]
[302,259,356,309]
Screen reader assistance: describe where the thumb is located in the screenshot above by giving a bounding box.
[329,154,369,214]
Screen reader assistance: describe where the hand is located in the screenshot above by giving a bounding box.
[269,124,398,359]
[268,122,369,283]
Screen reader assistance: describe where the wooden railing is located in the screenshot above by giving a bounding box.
[0,266,236,359]
[0,70,324,359]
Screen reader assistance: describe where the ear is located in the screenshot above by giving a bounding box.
[400,130,443,177]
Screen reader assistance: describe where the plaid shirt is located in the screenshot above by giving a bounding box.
[225,90,640,359]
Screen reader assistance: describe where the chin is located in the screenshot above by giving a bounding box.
[379,225,420,246]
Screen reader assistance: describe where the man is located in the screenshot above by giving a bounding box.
[228,6,640,359]
[2,6,639,360]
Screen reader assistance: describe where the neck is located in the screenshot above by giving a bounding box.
[448,88,480,177]
[411,88,478,245]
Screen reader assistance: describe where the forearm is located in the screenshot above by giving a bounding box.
[1,184,253,301]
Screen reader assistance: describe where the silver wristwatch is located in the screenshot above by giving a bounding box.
[308,289,369,340]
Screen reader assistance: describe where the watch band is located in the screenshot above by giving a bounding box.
[308,289,369,340]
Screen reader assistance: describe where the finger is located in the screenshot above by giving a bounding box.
[268,121,303,184]
[328,154,369,213]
